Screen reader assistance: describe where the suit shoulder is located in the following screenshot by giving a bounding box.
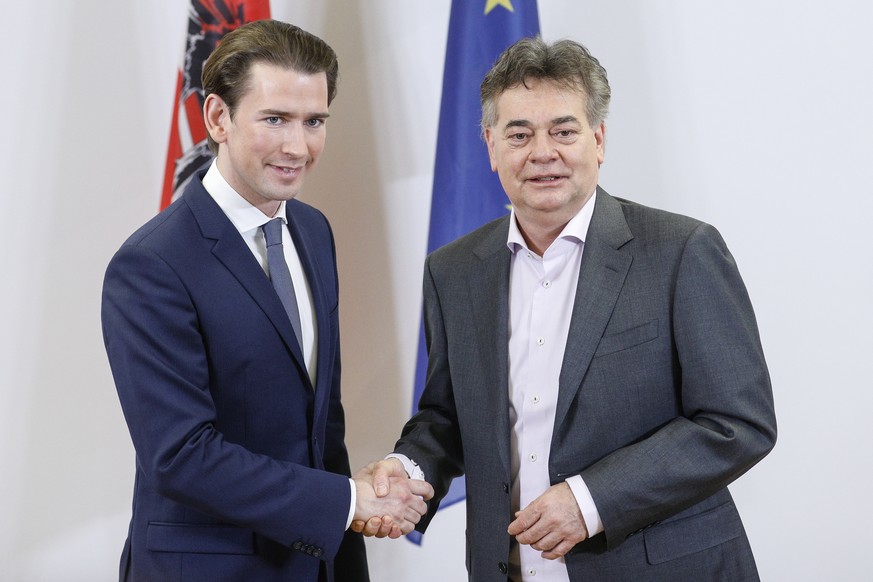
[614,196,703,233]
[428,215,509,266]
[106,185,223,281]
[599,194,738,273]
[117,196,194,252]
[608,195,729,249]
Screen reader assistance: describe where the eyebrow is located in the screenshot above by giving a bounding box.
[552,115,580,125]
[258,109,330,119]
[503,115,580,131]
[504,119,532,131]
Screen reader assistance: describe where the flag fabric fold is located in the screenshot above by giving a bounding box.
[160,0,270,210]
[408,0,540,544]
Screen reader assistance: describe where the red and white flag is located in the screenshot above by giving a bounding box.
[160,0,270,210]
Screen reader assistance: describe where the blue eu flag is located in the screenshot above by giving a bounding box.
[409,0,540,544]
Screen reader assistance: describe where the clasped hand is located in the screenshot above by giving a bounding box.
[507,482,588,559]
[351,459,433,539]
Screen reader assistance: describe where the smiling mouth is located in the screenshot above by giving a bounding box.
[270,165,303,175]
[529,176,563,183]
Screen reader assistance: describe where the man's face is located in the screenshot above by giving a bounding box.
[206,62,329,215]
[485,79,605,229]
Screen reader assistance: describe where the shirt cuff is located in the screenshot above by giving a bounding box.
[386,453,425,481]
[565,475,604,536]
[346,478,356,530]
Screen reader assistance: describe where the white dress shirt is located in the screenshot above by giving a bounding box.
[506,194,603,581]
[202,161,356,529]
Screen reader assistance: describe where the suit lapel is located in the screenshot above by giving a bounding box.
[184,180,308,374]
[469,220,513,479]
[554,189,634,431]
[284,203,328,398]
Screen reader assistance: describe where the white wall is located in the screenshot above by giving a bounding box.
[1,1,870,580]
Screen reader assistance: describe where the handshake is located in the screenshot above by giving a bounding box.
[351,458,433,539]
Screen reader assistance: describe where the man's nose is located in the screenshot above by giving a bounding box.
[528,133,557,162]
[281,124,306,156]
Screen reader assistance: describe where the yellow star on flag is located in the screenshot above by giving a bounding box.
[484,0,514,15]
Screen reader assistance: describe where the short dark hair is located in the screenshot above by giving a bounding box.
[202,19,339,153]
[480,37,610,136]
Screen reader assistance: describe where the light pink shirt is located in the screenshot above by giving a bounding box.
[391,196,606,569]
[507,194,603,581]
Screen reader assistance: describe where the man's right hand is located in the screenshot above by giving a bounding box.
[350,459,432,538]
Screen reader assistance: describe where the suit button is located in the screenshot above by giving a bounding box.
[498,562,508,574]
[502,482,509,493]
[313,548,323,558]
[292,541,302,550]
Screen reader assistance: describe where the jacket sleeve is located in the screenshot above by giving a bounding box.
[101,242,352,558]
[580,223,777,547]
[393,255,466,529]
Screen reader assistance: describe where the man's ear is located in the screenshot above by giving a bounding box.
[204,94,229,145]
[484,127,498,173]
[594,121,606,166]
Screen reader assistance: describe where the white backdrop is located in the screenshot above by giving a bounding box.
[2,1,871,580]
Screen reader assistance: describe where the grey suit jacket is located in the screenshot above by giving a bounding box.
[395,188,776,581]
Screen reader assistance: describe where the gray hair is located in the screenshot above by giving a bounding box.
[480,37,610,136]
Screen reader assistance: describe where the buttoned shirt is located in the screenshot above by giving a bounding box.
[391,196,607,571]
[506,194,603,581]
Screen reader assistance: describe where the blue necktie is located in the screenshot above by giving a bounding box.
[263,218,303,350]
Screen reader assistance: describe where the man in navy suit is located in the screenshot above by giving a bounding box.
[102,20,431,581]
[361,37,776,580]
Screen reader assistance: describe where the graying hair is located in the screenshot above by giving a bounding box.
[480,37,610,136]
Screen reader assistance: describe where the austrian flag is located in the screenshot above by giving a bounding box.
[160,0,270,210]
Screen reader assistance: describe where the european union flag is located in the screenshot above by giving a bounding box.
[409,0,540,544]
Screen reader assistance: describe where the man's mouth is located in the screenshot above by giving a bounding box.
[270,164,303,176]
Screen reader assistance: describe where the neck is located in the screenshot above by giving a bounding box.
[261,202,283,218]
[515,216,566,256]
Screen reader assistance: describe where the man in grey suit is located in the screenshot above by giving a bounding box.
[357,37,776,580]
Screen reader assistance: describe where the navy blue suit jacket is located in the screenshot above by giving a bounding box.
[102,173,368,581]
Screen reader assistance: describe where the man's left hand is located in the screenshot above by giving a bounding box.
[507,482,588,559]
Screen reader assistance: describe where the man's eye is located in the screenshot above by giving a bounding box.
[306,119,325,128]
[266,116,282,125]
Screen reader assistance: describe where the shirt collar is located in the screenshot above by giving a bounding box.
[506,189,597,255]
[201,160,287,234]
